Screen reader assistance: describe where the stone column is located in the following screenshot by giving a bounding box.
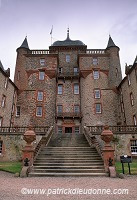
[22,126,36,166]
[101,125,115,172]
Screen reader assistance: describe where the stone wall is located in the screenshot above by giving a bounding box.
[0,134,42,161]
[0,69,17,127]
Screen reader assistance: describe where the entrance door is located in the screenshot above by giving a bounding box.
[65,127,72,133]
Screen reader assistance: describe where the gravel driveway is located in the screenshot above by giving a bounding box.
[0,171,137,200]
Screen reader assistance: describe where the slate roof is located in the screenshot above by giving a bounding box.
[18,37,29,49]
[0,60,4,71]
[107,36,119,48]
[52,29,86,46]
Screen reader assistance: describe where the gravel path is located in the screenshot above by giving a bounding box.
[0,171,137,200]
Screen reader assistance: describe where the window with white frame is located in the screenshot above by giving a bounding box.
[39,71,45,80]
[133,115,137,125]
[74,105,79,113]
[1,95,6,108]
[128,74,131,85]
[74,67,79,75]
[93,58,98,65]
[130,140,137,154]
[75,127,80,134]
[95,103,101,113]
[0,141,3,154]
[16,106,20,117]
[66,55,70,62]
[0,117,3,127]
[40,58,45,66]
[130,93,134,106]
[94,89,100,99]
[121,103,125,113]
[37,91,43,101]
[57,105,63,113]
[36,106,42,117]
[58,84,63,94]
[93,70,99,79]
[74,83,79,94]
[58,127,62,134]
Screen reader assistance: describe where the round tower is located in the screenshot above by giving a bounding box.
[106,36,122,88]
[14,37,29,92]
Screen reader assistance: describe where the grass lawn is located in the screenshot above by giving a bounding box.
[0,162,22,174]
[116,161,137,175]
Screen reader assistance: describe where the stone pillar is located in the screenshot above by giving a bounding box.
[22,126,36,166]
[101,125,115,172]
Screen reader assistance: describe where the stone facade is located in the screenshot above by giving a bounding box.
[118,59,137,125]
[0,31,137,162]
[0,63,17,127]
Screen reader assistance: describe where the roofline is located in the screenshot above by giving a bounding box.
[0,67,18,89]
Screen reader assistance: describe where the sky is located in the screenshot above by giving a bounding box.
[0,0,137,80]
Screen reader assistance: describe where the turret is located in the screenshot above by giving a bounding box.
[14,37,29,92]
[106,36,122,88]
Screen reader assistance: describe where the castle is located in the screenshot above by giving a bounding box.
[0,29,137,161]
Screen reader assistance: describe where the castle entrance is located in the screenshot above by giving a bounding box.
[65,127,72,133]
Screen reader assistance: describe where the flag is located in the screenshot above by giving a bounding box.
[50,26,53,35]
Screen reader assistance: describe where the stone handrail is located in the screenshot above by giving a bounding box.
[84,126,104,159]
[0,126,49,135]
[33,126,53,160]
[86,125,137,134]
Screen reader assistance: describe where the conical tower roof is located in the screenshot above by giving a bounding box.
[107,35,119,49]
[18,37,29,50]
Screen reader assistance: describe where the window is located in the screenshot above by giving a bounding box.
[16,106,20,117]
[130,93,134,106]
[93,70,99,79]
[1,95,6,108]
[66,55,70,62]
[0,117,3,127]
[57,105,63,113]
[39,71,45,80]
[130,140,137,154]
[58,127,62,134]
[4,77,8,89]
[94,89,100,99]
[121,103,125,113]
[36,106,42,117]
[93,58,98,65]
[128,74,131,85]
[133,115,137,125]
[75,127,80,134]
[95,103,101,113]
[74,83,79,94]
[40,58,45,66]
[58,84,63,94]
[0,141,2,154]
[74,105,79,113]
[74,67,79,75]
[58,68,63,74]
[37,91,43,101]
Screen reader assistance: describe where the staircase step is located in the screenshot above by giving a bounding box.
[33,165,104,169]
[29,172,107,177]
[33,162,104,166]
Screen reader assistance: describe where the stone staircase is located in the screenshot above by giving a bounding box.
[29,133,107,176]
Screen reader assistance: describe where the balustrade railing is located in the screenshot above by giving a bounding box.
[86,125,137,134]
[0,126,49,134]
[86,49,105,54]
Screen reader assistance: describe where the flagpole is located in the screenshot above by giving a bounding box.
[50,25,53,45]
